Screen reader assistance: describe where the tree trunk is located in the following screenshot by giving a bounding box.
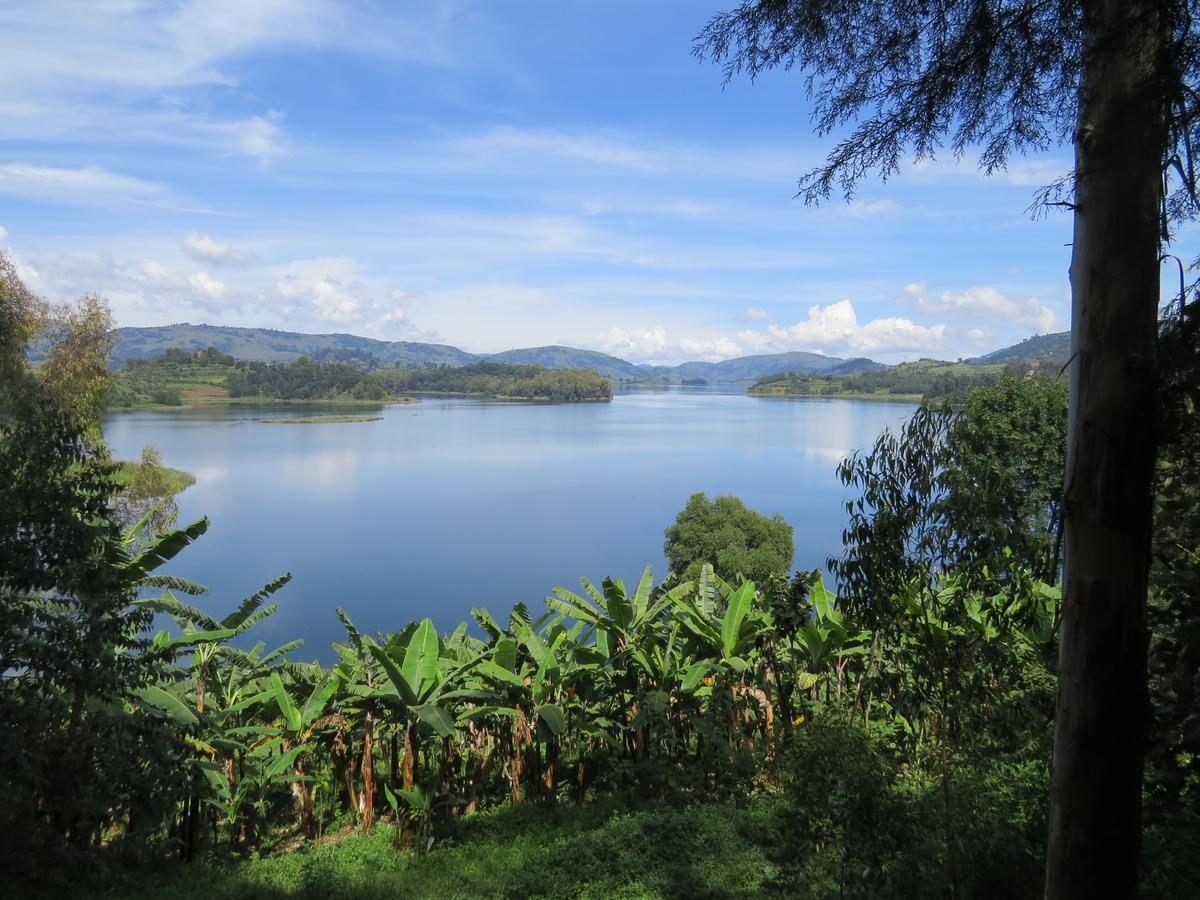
[362,711,376,831]
[295,754,315,841]
[403,721,417,791]
[390,724,399,788]
[510,713,528,805]
[541,735,557,801]
[1046,1,1166,895]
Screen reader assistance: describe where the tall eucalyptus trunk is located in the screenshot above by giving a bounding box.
[1046,1,1167,894]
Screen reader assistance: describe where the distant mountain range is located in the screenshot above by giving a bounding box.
[113,324,476,368]
[105,323,1068,384]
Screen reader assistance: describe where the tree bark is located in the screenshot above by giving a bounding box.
[1045,1,1166,895]
[403,721,417,791]
[361,711,376,831]
[295,754,315,841]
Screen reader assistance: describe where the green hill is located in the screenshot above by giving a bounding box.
[484,345,647,381]
[968,331,1069,365]
[111,324,477,369]
[103,324,890,384]
[750,357,1008,400]
[645,352,883,384]
[103,323,1066,390]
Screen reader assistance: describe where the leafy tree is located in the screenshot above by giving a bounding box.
[695,4,1200,884]
[663,492,793,585]
[832,378,1066,624]
[945,377,1068,584]
[0,255,186,885]
[1147,302,1200,818]
[832,403,957,626]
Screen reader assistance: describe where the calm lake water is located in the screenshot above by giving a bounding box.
[103,388,913,662]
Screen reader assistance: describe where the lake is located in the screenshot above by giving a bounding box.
[103,388,913,662]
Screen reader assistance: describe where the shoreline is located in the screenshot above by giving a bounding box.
[748,391,924,403]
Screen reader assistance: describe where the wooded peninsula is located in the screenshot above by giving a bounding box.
[109,349,612,408]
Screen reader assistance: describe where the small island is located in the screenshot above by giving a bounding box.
[113,458,195,493]
[372,361,612,401]
[257,415,383,424]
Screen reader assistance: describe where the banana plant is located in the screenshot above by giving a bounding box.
[547,566,688,662]
[383,778,437,853]
[789,577,870,701]
[464,608,573,801]
[332,608,384,830]
[269,667,342,839]
[197,738,306,852]
[365,617,487,796]
[137,572,294,713]
[547,567,690,760]
[673,571,767,673]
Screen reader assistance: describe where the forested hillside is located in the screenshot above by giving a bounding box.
[108,324,478,369]
[750,358,1009,400]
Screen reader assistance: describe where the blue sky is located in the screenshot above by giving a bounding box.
[0,0,1106,364]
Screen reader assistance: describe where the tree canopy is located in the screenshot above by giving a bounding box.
[664,492,794,584]
[0,253,186,878]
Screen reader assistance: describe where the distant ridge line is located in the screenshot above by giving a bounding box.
[105,322,1066,384]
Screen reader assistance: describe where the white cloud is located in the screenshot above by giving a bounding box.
[737,299,947,356]
[677,335,743,360]
[457,127,660,171]
[0,1,459,163]
[202,112,288,164]
[600,326,668,359]
[742,307,770,320]
[846,199,899,218]
[906,284,1062,333]
[0,162,167,205]
[271,257,418,332]
[1005,159,1071,187]
[0,224,7,243]
[597,326,742,363]
[182,232,255,267]
[188,272,227,299]
[140,260,179,285]
[274,258,363,322]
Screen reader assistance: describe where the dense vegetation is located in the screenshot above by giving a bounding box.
[748,358,1064,402]
[111,351,611,407]
[663,492,793,584]
[110,347,239,408]
[372,362,612,401]
[225,357,392,401]
[4,259,1199,897]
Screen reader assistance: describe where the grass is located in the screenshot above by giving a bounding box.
[112,461,195,493]
[81,798,786,900]
[257,415,384,424]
